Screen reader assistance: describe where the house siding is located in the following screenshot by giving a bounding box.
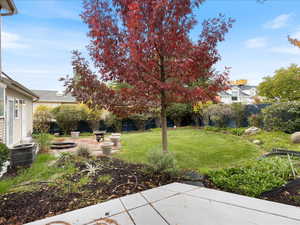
[6,87,34,145]
[0,118,5,143]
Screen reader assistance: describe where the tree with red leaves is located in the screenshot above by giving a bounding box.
[63,0,234,152]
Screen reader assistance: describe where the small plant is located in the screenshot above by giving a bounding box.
[78,175,91,187]
[227,128,246,136]
[55,152,77,167]
[248,114,263,128]
[0,143,9,173]
[146,149,177,174]
[34,133,53,153]
[97,174,113,184]
[208,157,293,197]
[81,162,103,177]
[77,145,91,158]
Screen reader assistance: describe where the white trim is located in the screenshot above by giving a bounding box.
[6,96,14,146]
[14,97,19,119]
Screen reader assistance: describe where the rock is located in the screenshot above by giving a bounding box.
[245,127,261,135]
[183,181,204,187]
[291,132,300,144]
[252,139,262,145]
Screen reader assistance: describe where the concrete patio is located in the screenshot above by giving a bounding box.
[26,182,300,225]
[51,137,120,157]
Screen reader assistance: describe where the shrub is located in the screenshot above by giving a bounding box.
[76,145,91,158]
[0,143,9,173]
[203,104,233,127]
[34,133,53,153]
[231,103,245,127]
[33,105,53,133]
[80,104,104,131]
[208,157,292,197]
[52,105,88,134]
[167,103,191,126]
[146,149,177,174]
[129,114,150,131]
[227,127,246,136]
[105,114,122,132]
[248,114,263,128]
[261,101,300,133]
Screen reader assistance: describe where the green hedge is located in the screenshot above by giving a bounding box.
[262,101,300,133]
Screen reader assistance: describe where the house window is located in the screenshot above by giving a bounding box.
[0,87,4,117]
[231,91,238,101]
[14,99,19,119]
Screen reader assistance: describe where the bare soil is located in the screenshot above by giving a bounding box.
[0,157,181,225]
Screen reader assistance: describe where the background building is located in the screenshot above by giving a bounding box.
[219,80,257,104]
[32,90,77,111]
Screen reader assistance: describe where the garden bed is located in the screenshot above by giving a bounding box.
[203,156,300,207]
[0,156,182,225]
[202,175,300,207]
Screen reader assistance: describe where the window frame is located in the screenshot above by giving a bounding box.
[14,98,19,119]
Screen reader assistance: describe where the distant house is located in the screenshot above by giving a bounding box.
[32,90,77,111]
[219,83,257,104]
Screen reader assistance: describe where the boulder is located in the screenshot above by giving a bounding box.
[245,127,261,135]
[252,139,262,145]
[291,132,300,144]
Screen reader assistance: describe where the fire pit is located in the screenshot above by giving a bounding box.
[50,142,77,150]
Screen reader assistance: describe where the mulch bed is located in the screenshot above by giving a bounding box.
[260,178,300,207]
[0,156,182,225]
[2,156,300,225]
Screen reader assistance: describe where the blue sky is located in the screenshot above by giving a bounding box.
[2,0,300,90]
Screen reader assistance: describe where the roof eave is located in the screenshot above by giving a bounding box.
[0,0,17,16]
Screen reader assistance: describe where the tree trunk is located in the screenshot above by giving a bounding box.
[161,90,168,153]
[160,55,168,152]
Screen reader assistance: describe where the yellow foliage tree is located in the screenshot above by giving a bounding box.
[288,36,300,48]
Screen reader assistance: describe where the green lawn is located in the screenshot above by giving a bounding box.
[117,128,261,173]
[0,154,75,194]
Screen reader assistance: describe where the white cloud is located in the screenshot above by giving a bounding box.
[270,46,300,55]
[245,37,267,48]
[290,30,300,39]
[264,14,292,29]
[2,32,30,49]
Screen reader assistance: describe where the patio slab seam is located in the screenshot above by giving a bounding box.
[119,197,137,225]
[184,192,300,222]
[140,189,181,204]
[139,190,171,225]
